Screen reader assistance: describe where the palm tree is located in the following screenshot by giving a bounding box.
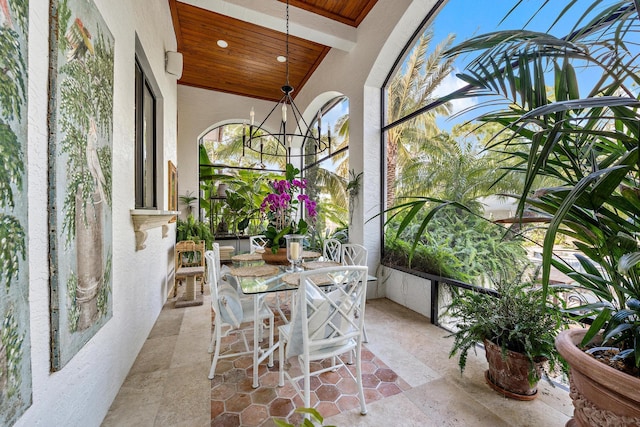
[385,29,456,207]
[391,0,640,378]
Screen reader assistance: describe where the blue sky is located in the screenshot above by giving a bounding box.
[424,0,625,130]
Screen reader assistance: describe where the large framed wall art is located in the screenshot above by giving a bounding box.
[48,0,114,370]
[0,0,32,424]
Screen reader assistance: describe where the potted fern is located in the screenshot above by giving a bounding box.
[446,271,565,400]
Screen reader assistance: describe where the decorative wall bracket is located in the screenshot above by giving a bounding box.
[130,209,180,251]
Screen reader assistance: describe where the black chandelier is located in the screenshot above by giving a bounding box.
[241,0,331,166]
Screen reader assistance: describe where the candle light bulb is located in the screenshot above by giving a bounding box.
[281,103,287,123]
[250,107,255,126]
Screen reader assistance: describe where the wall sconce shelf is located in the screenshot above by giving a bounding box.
[130,209,180,251]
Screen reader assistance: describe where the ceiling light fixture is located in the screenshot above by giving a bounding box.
[217,39,228,48]
[242,0,331,168]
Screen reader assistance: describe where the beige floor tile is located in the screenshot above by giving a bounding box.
[104,296,573,426]
[147,314,184,339]
[116,369,170,406]
[170,329,213,369]
[154,362,211,426]
[365,335,441,387]
[129,335,178,375]
[102,399,161,427]
[326,393,435,426]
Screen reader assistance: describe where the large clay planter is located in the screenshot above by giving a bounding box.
[483,338,542,400]
[555,328,640,427]
[261,247,289,265]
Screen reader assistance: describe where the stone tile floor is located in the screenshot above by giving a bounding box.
[209,340,410,426]
[103,288,574,427]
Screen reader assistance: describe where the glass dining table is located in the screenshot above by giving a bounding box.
[228,251,332,388]
[227,251,376,388]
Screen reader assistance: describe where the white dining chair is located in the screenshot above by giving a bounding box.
[278,266,369,416]
[322,238,342,263]
[205,250,274,383]
[249,234,268,253]
[341,243,368,267]
[341,243,369,343]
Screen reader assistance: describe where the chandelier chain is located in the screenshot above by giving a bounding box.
[285,0,290,86]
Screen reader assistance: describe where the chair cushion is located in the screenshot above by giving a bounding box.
[217,283,243,329]
[287,284,345,358]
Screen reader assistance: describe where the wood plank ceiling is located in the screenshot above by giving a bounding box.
[169,0,377,102]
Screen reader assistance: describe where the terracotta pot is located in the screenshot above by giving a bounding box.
[483,338,542,400]
[261,247,289,265]
[555,328,640,427]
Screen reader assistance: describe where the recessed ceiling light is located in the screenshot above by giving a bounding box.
[217,40,228,48]
[277,55,287,63]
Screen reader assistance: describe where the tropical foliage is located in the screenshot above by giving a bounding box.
[446,272,566,383]
[176,214,214,250]
[199,96,351,238]
[385,30,456,206]
[442,0,640,370]
[383,206,529,283]
[391,0,640,371]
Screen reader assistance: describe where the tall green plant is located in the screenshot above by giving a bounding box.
[399,0,640,369]
[386,29,456,206]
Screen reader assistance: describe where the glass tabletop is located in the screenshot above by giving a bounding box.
[230,263,352,295]
[234,266,292,295]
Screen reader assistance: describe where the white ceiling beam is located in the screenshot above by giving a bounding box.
[181,0,357,51]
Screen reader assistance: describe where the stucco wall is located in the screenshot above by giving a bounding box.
[21,0,178,425]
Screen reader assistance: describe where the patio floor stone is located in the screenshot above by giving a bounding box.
[209,324,403,426]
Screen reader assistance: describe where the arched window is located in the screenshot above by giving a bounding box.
[303,96,350,239]
[197,95,349,240]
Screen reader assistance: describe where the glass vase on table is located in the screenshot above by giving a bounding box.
[284,234,304,272]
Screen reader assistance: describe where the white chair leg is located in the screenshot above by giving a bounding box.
[278,336,285,387]
[268,314,274,367]
[209,322,218,353]
[303,360,311,409]
[208,333,215,353]
[362,324,369,343]
[356,344,367,415]
[208,323,221,379]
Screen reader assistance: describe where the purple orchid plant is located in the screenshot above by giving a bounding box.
[260,164,318,252]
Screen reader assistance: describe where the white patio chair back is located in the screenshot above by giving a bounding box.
[205,250,274,380]
[322,238,342,263]
[341,243,368,266]
[249,235,268,253]
[278,265,368,415]
[211,242,223,283]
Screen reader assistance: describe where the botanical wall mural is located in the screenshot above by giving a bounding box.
[0,0,31,424]
[49,0,113,370]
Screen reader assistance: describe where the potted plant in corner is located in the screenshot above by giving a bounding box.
[446,270,565,400]
[433,1,640,424]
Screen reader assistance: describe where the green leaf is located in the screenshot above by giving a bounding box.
[582,308,611,346]
[618,252,640,275]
